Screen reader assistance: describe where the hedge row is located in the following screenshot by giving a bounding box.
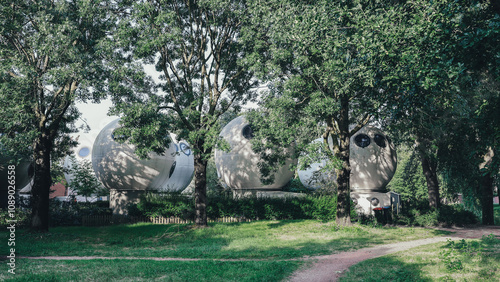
[129,192,346,221]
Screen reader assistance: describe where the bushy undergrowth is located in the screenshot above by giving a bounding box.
[394,199,478,227]
[1,198,111,227]
[128,193,194,219]
[49,200,111,226]
[0,207,30,227]
[129,192,345,221]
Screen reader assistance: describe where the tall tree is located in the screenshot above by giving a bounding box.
[246,0,403,225]
[382,0,476,209]
[110,0,259,226]
[0,0,127,231]
[386,0,499,216]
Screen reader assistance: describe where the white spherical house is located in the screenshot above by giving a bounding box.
[349,125,398,215]
[92,119,178,214]
[297,138,335,190]
[214,116,296,196]
[164,135,194,192]
[350,126,397,192]
[0,153,33,208]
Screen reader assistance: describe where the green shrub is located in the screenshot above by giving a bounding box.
[131,192,343,221]
[308,196,337,221]
[0,208,30,227]
[393,199,479,227]
[134,193,194,219]
[49,200,112,226]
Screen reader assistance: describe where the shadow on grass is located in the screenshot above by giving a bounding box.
[0,220,451,260]
[339,256,432,282]
[0,259,304,282]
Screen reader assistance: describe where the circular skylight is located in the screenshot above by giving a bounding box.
[354,134,370,148]
[373,134,386,148]
[242,125,254,139]
[78,147,90,158]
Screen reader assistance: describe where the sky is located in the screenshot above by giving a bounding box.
[75,99,119,137]
[75,62,263,137]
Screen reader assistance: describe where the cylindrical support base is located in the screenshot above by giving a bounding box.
[109,189,146,215]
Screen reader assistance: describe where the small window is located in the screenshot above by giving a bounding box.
[179,142,191,156]
[373,134,386,148]
[242,125,254,139]
[169,161,177,178]
[354,134,370,148]
[78,147,90,158]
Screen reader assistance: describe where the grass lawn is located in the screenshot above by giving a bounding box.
[0,220,448,281]
[1,220,447,259]
[339,234,500,282]
[1,259,304,281]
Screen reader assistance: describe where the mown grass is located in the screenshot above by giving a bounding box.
[0,259,304,281]
[339,234,500,281]
[1,220,448,259]
[0,220,451,281]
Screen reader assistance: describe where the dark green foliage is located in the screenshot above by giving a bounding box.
[48,200,111,227]
[132,193,194,219]
[66,156,107,199]
[387,145,428,202]
[0,208,30,227]
[130,192,342,221]
[1,198,111,227]
[394,199,478,227]
[281,178,309,194]
[495,204,500,225]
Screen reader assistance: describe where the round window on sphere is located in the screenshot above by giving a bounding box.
[78,147,90,157]
[179,142,191,156]
[373,134,386,148]
[354,134,370,148]
[242,125,254,139]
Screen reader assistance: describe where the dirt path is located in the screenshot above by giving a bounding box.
[287,225,500,282]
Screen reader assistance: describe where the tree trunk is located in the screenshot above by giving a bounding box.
[420,155,440,209]
[415,139,440,209]
[481,173,495,225]
[30,133,52,232]
[336,95,351,226]
[479,147,495,225]
[193,141,208,227]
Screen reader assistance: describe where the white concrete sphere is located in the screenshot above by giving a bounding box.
[91,119,177,191]
[214,116,296,190]
[0,152,33,208]
[297,138,335,190]
[0,154,33,189]
[349,126,397,192]
[163,135,194,192]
